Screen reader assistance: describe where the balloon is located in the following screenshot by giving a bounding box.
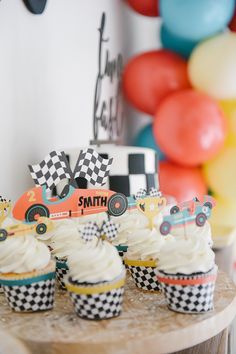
[210,195,236,228]
[229,6,236,31]
[219,99,236,146]
[126,0,159,17]
[154,90,227,166]
[123,50,190,115]
[159,161,207,203]
[160,0,235,41]
[189,32,236,100]
[203,146,236,199]
[134,124,165,160]
[160,24,198,59]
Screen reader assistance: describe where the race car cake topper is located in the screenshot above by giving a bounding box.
[135,188,167,230]
[159,196,216,237]
[12,148,128,223]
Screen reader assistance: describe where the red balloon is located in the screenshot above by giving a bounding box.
[126,0,159,17]
[154,90,227,166]
[159,161,207,203]
[122,50,190,115]
[229,7,236,31]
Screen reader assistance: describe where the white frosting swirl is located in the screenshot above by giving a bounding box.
[67,239,124,283]
[38,219,83,259]
[157,236,215,274]
[125,228,174,261]
[171,221,213,247]
[0,234,51,273]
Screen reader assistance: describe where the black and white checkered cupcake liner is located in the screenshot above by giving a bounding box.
[66,271,126,320]
[56,258,69,290]
[115,245,128,262]
[124,259,160,292]
[156,265,218,314]
[0,271,56,312]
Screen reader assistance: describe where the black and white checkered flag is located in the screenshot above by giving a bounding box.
[101,220,119,241]
[135,188,147,199]
[81,222,100,242]
[29,151,72,190]
[149,187,161,197]
[73,148,113,186]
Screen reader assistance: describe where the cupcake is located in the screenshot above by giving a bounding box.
[124,226,173,292]
[66,221,126,320]
[0,234,55,312]
[38,218,83,290]
[156,235,217,313]
[111,209,149,260]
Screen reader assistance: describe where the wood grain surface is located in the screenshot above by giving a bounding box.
[0,272,235,354]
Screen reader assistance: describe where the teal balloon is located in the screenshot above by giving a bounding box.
[160,0,235,41]
[160,25,198,59]
[134,124,165,160]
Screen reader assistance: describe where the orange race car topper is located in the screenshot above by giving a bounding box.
[13,148,128,222]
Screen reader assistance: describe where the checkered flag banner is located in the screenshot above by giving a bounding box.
[149,187,162,197]
[29,151,72,190]
[73,148,113,186]
[101,220,119,241]
[81,222,100,242]
[81,221,119,243]
[135,188,147,199]
[135,188,161,199]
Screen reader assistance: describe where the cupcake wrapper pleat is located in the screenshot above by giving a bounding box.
[69,287,124,320]
[127,265,161,292]
[2,278,55,312]
[157,266,217,313]
[56,260,69,290]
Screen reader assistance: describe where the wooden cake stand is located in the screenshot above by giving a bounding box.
[0,271,236,354]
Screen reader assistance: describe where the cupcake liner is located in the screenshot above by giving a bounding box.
[115,245,128,262]
[156,265,218,314]
[124,259,160,292]
[66,271,126,320]
[0,261,56,312]
[55,258,69,290]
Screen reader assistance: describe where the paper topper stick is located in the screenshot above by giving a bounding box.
[81,220,119,243]
[135,188,167,229]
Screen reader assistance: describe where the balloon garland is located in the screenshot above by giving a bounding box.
[124,0,236,229]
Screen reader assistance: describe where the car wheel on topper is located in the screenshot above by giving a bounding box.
[0,229,7,241]
[195,212,207,227]
[204,201,212,209]
[25,204,50,222]
[170,205,180,214]
[107,193,128,217]
[160,221,171,235]
[35,222,47,235]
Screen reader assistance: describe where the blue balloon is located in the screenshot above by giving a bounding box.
[160,24,198,59]
[134,124,165,161]
[160,0,235,41]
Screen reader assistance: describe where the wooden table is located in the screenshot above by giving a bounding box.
[0,272,236,354]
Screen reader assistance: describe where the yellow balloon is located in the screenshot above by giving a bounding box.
[219,99,236,146]
[188,32,236,99]
[210,195,236,228]
[203,146,236,199]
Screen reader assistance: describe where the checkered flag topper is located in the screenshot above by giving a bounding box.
[29,151,72,191]
[81,221,119,243]
[74,148,113,186]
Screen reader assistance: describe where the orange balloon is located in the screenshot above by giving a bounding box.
[122,50,190,115]
[126,0,159,16]
[159,161,207,203]
[154,90,227,166]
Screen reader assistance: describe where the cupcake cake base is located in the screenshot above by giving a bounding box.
[157,266,218,314]
[66,272,126,320]
[0,261,56,312]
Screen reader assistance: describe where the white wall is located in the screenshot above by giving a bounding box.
[0,0,125,200]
